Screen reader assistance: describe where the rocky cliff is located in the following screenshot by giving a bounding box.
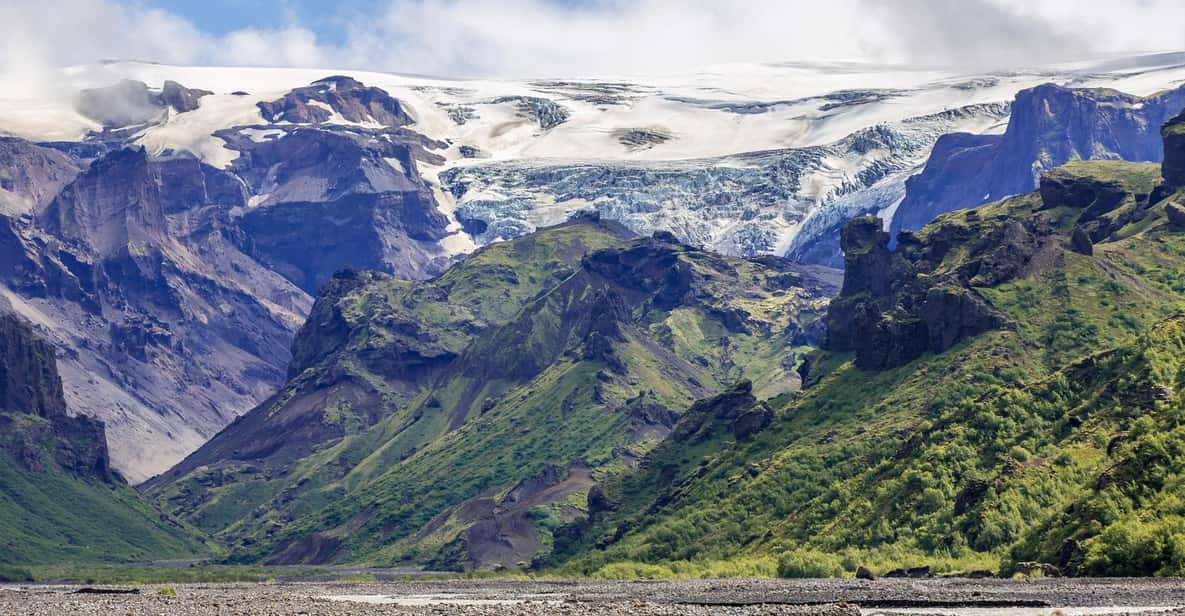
[1164,109,1185,190]
[0,313,113,481]
[889,83,1185,240]
[829,155,1169,371]
[825,211,1015,370]
[0,76,462,480]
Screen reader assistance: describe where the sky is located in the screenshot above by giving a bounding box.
[1,0,1184,80]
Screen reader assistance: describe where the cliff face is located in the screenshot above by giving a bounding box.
[0,138,79,213]
[825,215,1011,370]
[890,84,1185,239]
[0,313,113,482]
[0,311,204,565]
[40,147,167,258]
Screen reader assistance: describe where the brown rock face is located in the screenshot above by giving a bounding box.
[159,80,213,114]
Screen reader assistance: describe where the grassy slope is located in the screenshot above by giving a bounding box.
[554,163,1185,577]
[0,423,204,565]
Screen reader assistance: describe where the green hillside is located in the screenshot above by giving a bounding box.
[0,448,201,565]
[549,158,1185,577]
[145,216,838,570]
[144,112,1185,577]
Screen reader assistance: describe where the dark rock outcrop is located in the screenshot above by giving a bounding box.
[669,381,756,445]
[1166,202,1185,229]
[826,213,1024,370]
[1069,225,1093,255]
[731,405,773,440]
[257,76,413,127]
[837,217,892,297]
[0,313,67,419]
[1164,109,1185,190]
[287,269,386,378]
[159,80,212,114]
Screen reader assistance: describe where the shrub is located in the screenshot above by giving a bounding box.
[0,565,33,583]
[776,549,845,578]
[157,586,178,597]
[591,561,675,579]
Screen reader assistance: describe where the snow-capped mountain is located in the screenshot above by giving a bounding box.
[5,54,1185,261]
[1,54,1184,480]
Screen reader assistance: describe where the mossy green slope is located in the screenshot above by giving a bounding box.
[0,446,201,564]
[146,218,838,570]
[552,161,1185,577]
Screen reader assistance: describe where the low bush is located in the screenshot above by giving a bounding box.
[776,549,845,578]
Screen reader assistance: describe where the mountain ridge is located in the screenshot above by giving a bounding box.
[143,215,838,570]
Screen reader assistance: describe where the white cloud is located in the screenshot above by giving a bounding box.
[0,0,1183,80]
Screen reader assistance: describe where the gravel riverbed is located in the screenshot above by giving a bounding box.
[2,578,1185,615]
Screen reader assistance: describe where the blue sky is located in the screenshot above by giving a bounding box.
[147,0,592,46]
[149,0,363,44]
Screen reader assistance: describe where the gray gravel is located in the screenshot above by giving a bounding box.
[1,578,1185,616]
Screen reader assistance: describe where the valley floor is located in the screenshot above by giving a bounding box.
[4,578,1185,615]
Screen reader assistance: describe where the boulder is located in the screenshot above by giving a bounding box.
[1013,561,1061,578]
[731,406,773,440]
[1166,202,1185,230]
